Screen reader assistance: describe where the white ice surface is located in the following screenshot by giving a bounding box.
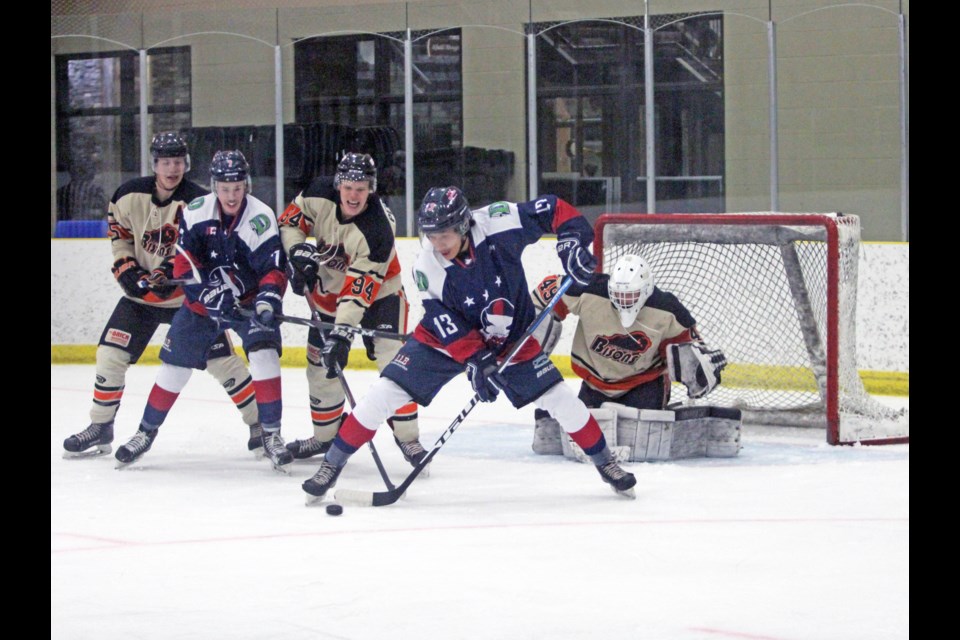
[52,365,908,640]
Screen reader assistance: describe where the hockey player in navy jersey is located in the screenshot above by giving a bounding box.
[62,133,261,460]
[113,150,292,471]
[301,186,637,501]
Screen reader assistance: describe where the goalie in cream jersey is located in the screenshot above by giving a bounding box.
[531,254,729,457]
[278,153,424,466]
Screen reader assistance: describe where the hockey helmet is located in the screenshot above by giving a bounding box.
[417,186,472,236]
[209,149,251,192]
[335,152,377,192]
[150,131,191,173]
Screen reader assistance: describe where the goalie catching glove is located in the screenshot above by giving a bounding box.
[667,342,727,399]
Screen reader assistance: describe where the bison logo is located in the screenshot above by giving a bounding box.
[589,331,652,365]
[142,223,179,257]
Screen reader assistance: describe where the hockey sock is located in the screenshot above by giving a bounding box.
[567,414,607,457]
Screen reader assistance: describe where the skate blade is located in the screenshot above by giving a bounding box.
[613,486,637,499]
[114,458,140,470]
[62,445,112,460]
[419,463,431,478]
[251,447,265,461]
[304,492,329,506]
[271,461,292,475]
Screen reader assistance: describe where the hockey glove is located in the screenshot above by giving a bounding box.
[287,243,320,295]
[146,260,178,300]
[252,289,283,330]
[556,231,598,286]
[112,257,151,299]
[200,283,240,326]
[321,326,353,378]
[465,349,504,403]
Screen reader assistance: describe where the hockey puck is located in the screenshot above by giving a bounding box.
[326,503,343,516]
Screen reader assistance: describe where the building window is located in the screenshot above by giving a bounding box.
[536,14,724,217]
[54,47,191,221]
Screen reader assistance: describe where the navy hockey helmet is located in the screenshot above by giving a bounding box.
[209,149,251,191]
[335,152,377,192]
[150,131,191,172]
[417,186,472,236]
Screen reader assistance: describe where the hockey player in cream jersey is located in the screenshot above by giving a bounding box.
[278,153,423,465]
[62,132,261,460]
[530,254,729,457]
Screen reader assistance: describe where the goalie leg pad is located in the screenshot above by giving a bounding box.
[532,410,563,455]
[604,402,676,461]
[560,407,627,463]
[672,406,743,459]
[667,342,727,399]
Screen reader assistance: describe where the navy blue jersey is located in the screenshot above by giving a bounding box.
[411,195,592,363]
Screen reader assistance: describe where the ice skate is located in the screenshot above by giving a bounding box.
[247,423,264,459]
[115,425,159,469]
[261,430,294,472]
[285,436,332,460]
[532,409,562,455]
[596,459,637,499]
[303,461,344,506]
[63,421,114,459]
[395,437,430,477]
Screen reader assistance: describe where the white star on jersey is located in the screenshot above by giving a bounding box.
[464,296,475,306]
[494,276,502,287]
[482,290,489,301]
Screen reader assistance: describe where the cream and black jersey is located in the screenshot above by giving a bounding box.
[278,176,403,327]
[107,176,208,308]
[533,274,698,396]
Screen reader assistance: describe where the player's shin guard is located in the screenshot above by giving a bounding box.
[207,355,259,427]
[89,345,132,424]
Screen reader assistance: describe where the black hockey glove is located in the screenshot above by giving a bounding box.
[287,242,320,295]
[112,257,150,299]
[466,349,504,403]
[252,288,283,330]
[556,230,598,286]
[146,260,178,300]
[321,326,353,378]
[200,283,240,326]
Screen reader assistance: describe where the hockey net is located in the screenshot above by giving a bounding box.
[595,213,908,446]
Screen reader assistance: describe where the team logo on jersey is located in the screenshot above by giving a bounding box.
[488,202,510,218]
[142,223,179,258]
[480,298,515,347]
[249,214,272,236]
[589,331,652,365]
[188,196,205,210]
[415,270,429,292]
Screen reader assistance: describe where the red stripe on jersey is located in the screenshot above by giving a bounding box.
[572,361,667,392]
[551,198,582,233]
[173,251,199,280]
[339,413,378,449]
[259,270,287,293]
[413,326,486,363]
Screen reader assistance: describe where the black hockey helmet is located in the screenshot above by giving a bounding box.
[209,150,251,191]
[335,152,377,192]
[150,131,191,172]
[417,186,472,236]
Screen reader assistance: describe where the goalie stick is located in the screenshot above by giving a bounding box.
[335,276,575,507]
[303,285,396,491]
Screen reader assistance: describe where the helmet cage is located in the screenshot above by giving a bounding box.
[607,254,655,328]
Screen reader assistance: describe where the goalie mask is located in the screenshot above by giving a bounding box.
[608,254,655,328]
[150,131,191,173]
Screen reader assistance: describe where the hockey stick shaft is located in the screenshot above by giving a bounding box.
[336,276,574,507]
[303,286,396,491]
[246,309,408,342]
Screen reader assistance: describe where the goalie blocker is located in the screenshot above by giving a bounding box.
[539,402,741,462]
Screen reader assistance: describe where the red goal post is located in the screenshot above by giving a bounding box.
[594,212,908,446]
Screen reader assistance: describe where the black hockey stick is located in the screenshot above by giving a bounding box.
[303,285,396,491]
[240,309,409,342]
[335,275,575,507]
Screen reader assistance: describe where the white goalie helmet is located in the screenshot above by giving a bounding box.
[608,254,655,327]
